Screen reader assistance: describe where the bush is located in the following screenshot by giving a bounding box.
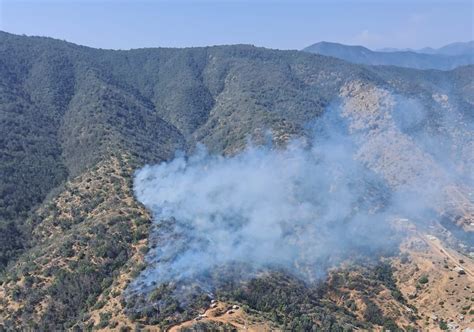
[363,300,385,326]
[97,312,112,329]
[439,320,448,330]
[418,275,428,284]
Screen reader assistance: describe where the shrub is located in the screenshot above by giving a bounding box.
[439,320,448,330]
[418,275,428,284]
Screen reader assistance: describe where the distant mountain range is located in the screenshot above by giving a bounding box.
[378,41,474,56]
[303,41,474,70]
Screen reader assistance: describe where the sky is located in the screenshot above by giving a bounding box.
[0,0,473,50]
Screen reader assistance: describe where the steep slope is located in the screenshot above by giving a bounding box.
[0,31,472,330]
[303,41,474,70]
[0,154,151,330]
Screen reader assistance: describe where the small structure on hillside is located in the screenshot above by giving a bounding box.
[447,322,459,330]
[453,266,465,275]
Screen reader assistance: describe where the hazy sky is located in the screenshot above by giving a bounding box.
[1,0,473,50]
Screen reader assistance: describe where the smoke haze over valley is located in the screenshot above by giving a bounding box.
[131,109,396,292]
[128,85,474,307]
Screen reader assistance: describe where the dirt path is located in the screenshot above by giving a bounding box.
[393,230,474,331]
[419,232,474,279]
[169,302,273,332]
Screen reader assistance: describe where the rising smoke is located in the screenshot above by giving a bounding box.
[127,89,471,300]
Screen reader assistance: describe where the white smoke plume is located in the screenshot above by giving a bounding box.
[129,111,399,295]
[127,88,472,299]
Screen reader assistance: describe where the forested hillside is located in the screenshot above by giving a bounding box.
[0,31,472,330]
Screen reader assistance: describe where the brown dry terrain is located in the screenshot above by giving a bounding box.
[163,227,474,332]
[392,223,474,331]
[170,302,276,332]
[340,81,474,232]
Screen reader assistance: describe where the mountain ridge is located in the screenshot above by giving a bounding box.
[303,41,474,70]
[378,40,474,56]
